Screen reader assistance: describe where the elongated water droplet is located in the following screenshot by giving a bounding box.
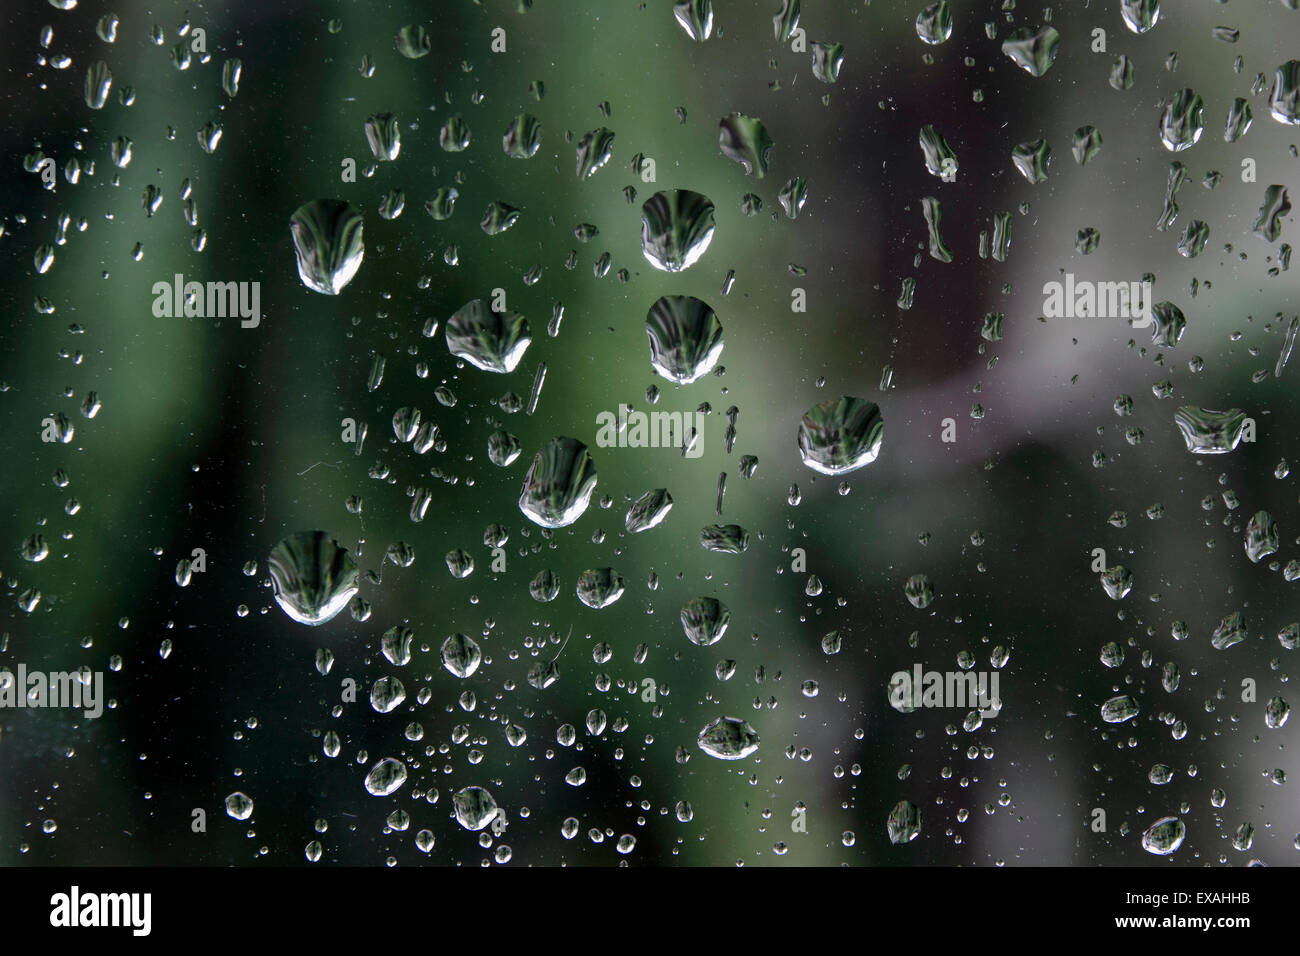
[289,199,364,295]
[1269,60,1300,125]
[84,61,112,109]
[1159,89,1205,151]
[887,800,921,844]
[718,113,773,177]
[363,113,400,161]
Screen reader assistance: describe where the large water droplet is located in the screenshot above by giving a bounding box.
[1173,406,1248,453]
[718,113,773,177]
[267,531,359,626]
[797,396,884,474]
[444,299,531,373]
[887,800,922,844]
[518,437,597,528]
[640,189,715,272]
[681,597,729,646]
[576,568,625,609]
[364,757,408,796]
[1001,26,1059,77]
[697,716,759,759]
[440,633,482,678]
[289,199,364,295]
[645,295,724,384]
[1141,816,1185,855]
[452,786,500,830]
[1269,60,1300,125]
[1120,0,1160,34]
[625,488,673,533]
[1159,89,1205,151]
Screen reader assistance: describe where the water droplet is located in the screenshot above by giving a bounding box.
[452,786,500,830]
[267,531,359,626]
[797,397,884,474]
[1173,406,1248,453]
[364,758,408,796]
[224,792,254,820]
[1001,26,1059,77]
[640,190,715,272]
[1141,816,1185,855]
[289,200,364,295]
[576,568,625,609]
[887,800,922,844]
[518,437,597,528]
[681,597,730,646]
[1159,89,1205,152]
[718,113,773,177]
[697,716,760,759]
[436,633,480,679]
[645,295,724,384]
[626,488,673,533]
[1100,694,1139,723]
[445,299,531,373]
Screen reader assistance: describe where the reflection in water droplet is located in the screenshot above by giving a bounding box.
[681,597,729,645]
[915,1,952,45]
[576,127,615,179]
[289,199,364,295]
[224,792,254,820]
[1173,406,1247,453]
[718,113,773,177]
[84,61,112,109]
[887,800,921,844]
[518,437,597,528]
[1159,89,1204,152]
[673,0,713,40]
[1001,26,1059,77]
[441,633,482,678]
[797,397,884,474]
[1141,816,1185,855]
[364,758,408,796]
[576,568,625,609]
[1100,694,1139,723]
[626,488,673,533]
[267,531,359,626]
[700,524,749,553]
[445,299,531,373]
[645,295,724,384]
[1120,0,1160,34]
[503,114,541,158]
[452,786,499,830]
[364,112,400,161]
[1269,60,1300,125]
[640,190,715,272]
[697,716,759,759]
